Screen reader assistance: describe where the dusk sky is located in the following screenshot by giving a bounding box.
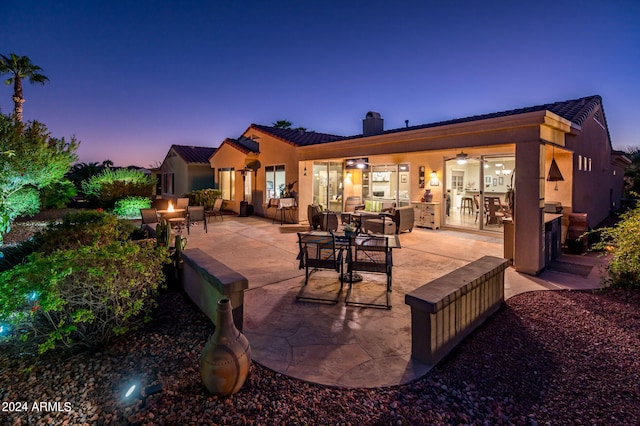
[2,0,639,167]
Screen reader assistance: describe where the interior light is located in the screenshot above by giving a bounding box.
[495,163,503,167]
[357,163,365,169]
[429,171,437,179]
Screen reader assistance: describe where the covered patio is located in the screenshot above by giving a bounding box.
[182,215,607,388]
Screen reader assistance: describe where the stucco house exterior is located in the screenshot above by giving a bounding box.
[158,144,216,199]
[208,95,627,275]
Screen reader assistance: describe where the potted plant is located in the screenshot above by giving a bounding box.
[343,223,355,237]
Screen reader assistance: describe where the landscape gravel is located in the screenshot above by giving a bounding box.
[2,285,639,425]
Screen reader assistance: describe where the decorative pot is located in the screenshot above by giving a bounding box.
[424,189,433,202]
[200,299,251,396]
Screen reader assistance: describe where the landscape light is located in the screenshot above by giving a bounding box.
[123,382,163,407]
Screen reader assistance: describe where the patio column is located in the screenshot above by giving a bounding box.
[514,141,545,274]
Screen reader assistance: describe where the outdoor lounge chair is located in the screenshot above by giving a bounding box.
[345,235,392,309]
[296,232,344,303]
[187,205,207,234]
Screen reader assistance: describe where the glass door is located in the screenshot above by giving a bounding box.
[444,157,482,229]
[444,155,515,232]
[312,161,344,212]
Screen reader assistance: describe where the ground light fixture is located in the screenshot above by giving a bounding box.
[456,151,468,164]
[123,382,163,407]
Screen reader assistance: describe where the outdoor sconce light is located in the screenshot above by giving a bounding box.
[124,382,163,407]
[456,151,468,165]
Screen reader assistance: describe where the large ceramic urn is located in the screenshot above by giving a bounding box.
[200,298,251,396]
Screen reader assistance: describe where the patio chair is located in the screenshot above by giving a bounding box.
[176,197,189,209]
[345,235,392,309]
[206,198,224,222]
[140,208,159,226]
[320,212,338,232]
[308,204,323,230]
[187,205,207,234]
[296,232,344,303]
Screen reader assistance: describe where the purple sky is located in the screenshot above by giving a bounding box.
[2,0,639,167]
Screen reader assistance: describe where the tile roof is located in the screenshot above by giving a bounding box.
[378,95,604,137]
[247,95,607,147]
[249,124,346,147]
[170,145,216,164]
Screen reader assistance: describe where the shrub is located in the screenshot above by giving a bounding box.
[112,196,151,219]
[0,240,170,354]
[34,210,135,254]
[0,114,78,246]
[591,205,640,289]
[81,168,154,208]
[187,188,222,210]
[40,178,78,209]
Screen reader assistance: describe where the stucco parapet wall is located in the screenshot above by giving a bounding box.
[298,110,575,159]
[182,248,249,295]
[405,256,509,314]
[181,248,249,330]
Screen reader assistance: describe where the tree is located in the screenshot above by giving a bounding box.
[624,146,640,197]
[0,113,78,245]
[0,53,49,123]
[272,120,292,129]
[67,162,106,190]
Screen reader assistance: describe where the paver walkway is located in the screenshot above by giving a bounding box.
[183,215,607,388]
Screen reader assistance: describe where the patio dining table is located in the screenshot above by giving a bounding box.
[303,231,400,283]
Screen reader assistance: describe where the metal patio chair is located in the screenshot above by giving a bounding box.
[187,205,207,234]
[345,235,393,309]
[296,232,344,304]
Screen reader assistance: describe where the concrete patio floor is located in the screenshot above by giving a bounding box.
[182,214,608,388]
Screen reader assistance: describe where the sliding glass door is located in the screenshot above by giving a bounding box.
[312,161,343,212]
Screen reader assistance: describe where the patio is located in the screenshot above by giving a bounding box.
[182,214,607,388]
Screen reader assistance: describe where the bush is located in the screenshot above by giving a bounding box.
[187,188,222,210]
[40,178,78,209]
[81,168,154,208]
[591,205,640,289]
[112,196,151,219]
[33,210,135,254]
[0,240,170,354]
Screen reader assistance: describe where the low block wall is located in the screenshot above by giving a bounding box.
[405,256,509,366]
[181,248,249,331]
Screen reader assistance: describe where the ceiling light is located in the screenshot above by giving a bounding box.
[456,151,468,164]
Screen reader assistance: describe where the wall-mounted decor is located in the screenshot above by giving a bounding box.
[418,166,425,188]
[493,178,498,186]
[401,175,407,183]
[498,177,504,185]
[485,176,492,184]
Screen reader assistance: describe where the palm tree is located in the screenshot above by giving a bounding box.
[272,120,292,129]
[0,53,49,122]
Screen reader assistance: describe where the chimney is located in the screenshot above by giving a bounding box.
[362,111,383,136]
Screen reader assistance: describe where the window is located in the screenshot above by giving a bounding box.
[451,171,464,191]
[218,168,235,200]
[578,155,582,171]
[265,164,286,200]
[163,172,174,195]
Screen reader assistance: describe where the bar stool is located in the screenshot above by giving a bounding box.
[461,197,474,214]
